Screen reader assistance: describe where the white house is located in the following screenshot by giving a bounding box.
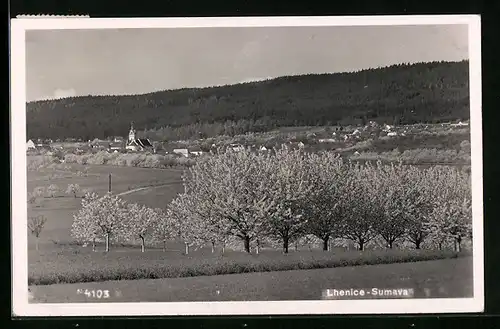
[259,146,268,151]
[26,139,36,151]
[109,142,124,151]
[387,132,398,137]
[189,147,203,156]
[173,148,189,157]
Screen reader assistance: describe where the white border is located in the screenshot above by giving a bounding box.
[11,15,483,317]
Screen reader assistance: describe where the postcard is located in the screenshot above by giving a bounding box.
[10,15,483,316]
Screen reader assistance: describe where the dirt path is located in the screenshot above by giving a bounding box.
[116,181,181,196]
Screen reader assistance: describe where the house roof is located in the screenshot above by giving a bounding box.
[136,139,153,147]
[128,139,153,148]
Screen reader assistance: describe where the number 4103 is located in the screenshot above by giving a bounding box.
[77,289,110,299]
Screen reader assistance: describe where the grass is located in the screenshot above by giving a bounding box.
[28,248,469,286]
[29,257,473,303]
[27,162,184,248]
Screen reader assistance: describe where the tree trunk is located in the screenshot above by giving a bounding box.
[222,243,225,255]
[456,237,462,252]
[73,192,77,198]
[105,233,110,252]
[283,236,289,254]
[185,242,189,255]
[92,238,96,252]
[415,238,421,249]
[256,240,260,254]
[438,242,442,250]
[243,236,251,253]
[211,241,215,253]
[358,239,364,251]
[140,236,145,253]
[322,236,329,251]
[163,239,166,252]
[388,240,393,249]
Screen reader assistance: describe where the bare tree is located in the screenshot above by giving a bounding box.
[28,215,47,251]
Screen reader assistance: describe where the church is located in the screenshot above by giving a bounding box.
[125,122,154,152]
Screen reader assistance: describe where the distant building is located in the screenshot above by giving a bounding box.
[383,124,394,132]
[125,122,153,152]
[189,147,204,156]
[109,141,124,151]
[34,140,51,151]
[90,140,110,149]
[173,148,189,157]
[26,139,36,151]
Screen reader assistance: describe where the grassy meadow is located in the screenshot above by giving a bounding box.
[30,257,473,303]
[29,247,468,286]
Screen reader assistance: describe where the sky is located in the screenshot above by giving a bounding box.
[25,24,469,102]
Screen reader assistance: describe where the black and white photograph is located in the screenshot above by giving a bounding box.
[11,16,483,316]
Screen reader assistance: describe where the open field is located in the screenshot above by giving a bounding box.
[29,257,473,302]
[28,248,467,285]
[27,162,184,249]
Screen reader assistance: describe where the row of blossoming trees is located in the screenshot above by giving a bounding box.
[71,148,472,254]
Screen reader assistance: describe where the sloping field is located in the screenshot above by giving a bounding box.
[26,162,184,249]
[29,257,473,303]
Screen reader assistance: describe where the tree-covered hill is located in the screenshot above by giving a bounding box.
[26,60,469,140]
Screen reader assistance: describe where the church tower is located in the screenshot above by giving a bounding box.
[128,122,136,142]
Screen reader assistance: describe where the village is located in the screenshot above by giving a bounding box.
[26,120,470,158]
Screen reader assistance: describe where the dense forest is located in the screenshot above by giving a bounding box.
[26,60,470,140]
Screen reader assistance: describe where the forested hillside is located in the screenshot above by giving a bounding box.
[26,60,469,140]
